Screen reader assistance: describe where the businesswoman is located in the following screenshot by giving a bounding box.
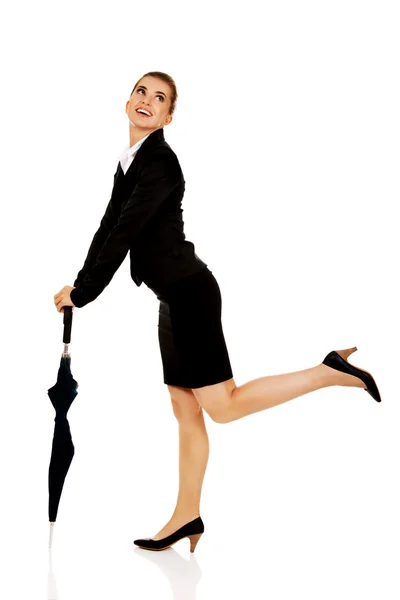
[53,71,382,553]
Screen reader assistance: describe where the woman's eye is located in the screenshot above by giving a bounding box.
[137,89,163,101]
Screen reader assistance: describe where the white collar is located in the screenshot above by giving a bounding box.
[119,133,151,162]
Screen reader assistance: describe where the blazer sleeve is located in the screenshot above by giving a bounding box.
[73,165,121,288]
[70,151,181,308]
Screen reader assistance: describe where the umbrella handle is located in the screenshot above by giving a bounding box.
[63,306,73,344]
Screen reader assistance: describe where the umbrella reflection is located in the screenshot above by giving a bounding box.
[47,548,59,600]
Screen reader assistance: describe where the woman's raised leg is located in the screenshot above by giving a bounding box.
[192,349,367,424]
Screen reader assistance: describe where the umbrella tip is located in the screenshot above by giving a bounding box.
[49,522,55,549]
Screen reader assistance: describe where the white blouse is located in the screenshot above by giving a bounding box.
[118,133,151,174]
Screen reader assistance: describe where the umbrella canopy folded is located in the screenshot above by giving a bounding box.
[47,306,78,547]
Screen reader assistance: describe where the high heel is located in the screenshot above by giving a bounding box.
[133,516,204,552]
[322,346,381,403]
[188,533,203,553]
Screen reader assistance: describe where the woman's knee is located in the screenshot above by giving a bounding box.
[191,378,236,424]
[167,385,202,422]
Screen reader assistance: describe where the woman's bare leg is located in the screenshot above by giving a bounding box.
[152,386,209,540]
[192,352,367,424]
[150,351,367,537]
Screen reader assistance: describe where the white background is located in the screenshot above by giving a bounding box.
[1,0,399,598]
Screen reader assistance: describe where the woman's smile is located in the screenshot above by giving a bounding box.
[136,111,152,118]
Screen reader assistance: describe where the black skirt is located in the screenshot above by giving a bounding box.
[154,267,233,388]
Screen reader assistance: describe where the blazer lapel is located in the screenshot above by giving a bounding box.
[114,127,166,186]
[107,128,168,262]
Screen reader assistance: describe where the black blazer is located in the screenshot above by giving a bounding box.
[70,128,207,308]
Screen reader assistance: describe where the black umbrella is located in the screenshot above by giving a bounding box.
[47,306,78,548]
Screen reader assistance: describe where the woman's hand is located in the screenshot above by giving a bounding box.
[54,286,76,313]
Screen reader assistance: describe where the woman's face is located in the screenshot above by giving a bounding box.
[126,76,173,131]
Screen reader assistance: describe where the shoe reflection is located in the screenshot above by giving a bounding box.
[133,546,202,600]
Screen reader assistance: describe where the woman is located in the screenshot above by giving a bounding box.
[53,71,382,553]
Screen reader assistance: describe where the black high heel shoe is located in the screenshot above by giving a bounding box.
[322,346,381,402]
[133,516,204,552]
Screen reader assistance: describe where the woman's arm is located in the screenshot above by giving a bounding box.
[70,150,180,308]
[73,166,121,287]
[73,205,117,287]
